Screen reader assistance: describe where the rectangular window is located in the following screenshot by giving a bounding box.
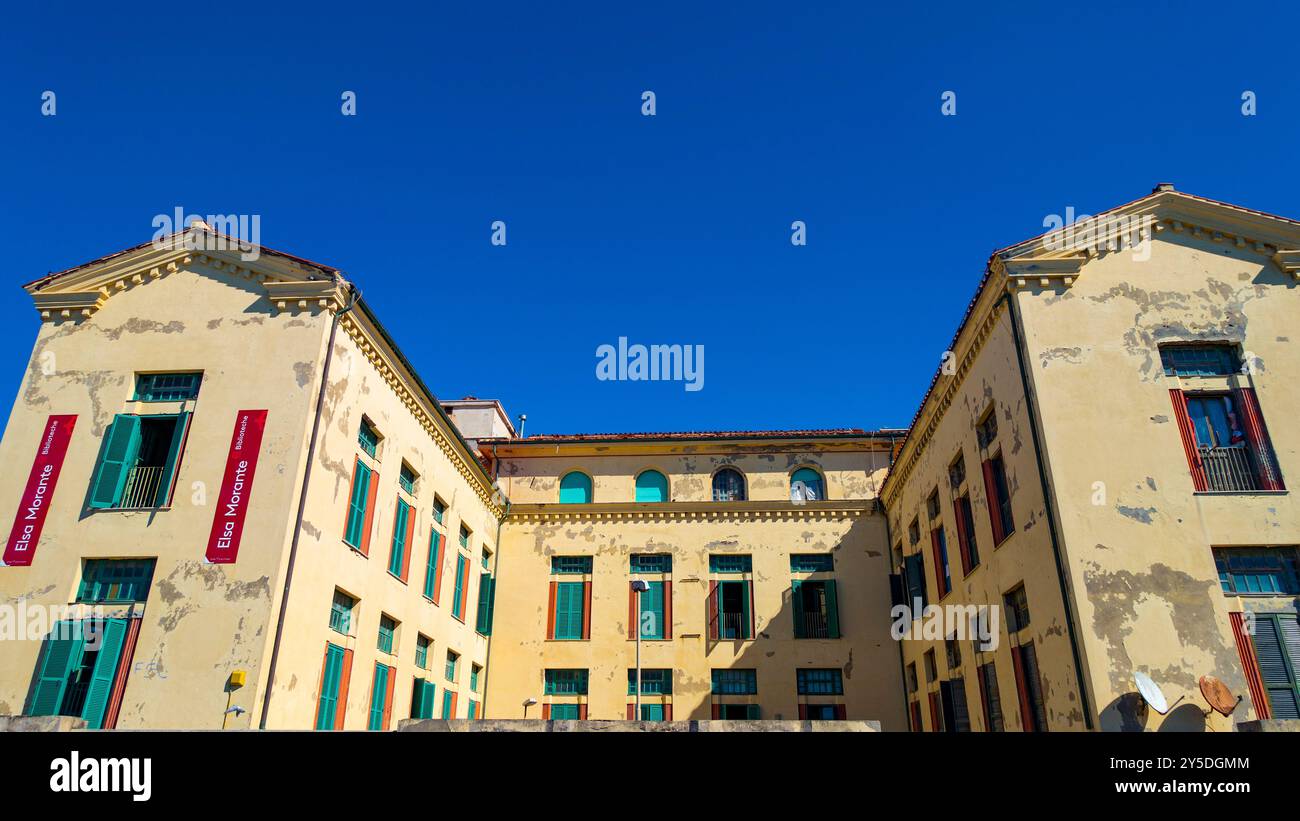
[924,649,937,683]
[930,526,951,599]
[792,579,840,639]
[711,669,758,695]
[908,518,920,546]
[88,412,191,509]
[315,642,350,730]
[796,668,843,695]
[481,548,491,570]
[388,498,412,578]
[377,616,396,654]
[423,529,442,601]
[76,559,156,604]
[25,619,131,730]
[903,553,927,609]
[978,661,1004,732]
[1012,642,1048,732]
[410,678,436,720]
[445,651,459,683]
[906,663,918,694]
[708,554,752,574]
[545,669,589,695]
[552,556,592,575]
[976,409,998,449]
[711,579,753,640]
[367,662,392,731]
[459,524,470,549]
[948,453,966,488]
[1215,547,1300,595]
[358,419,380,458]
[940,678,972,732]
[983,454,1014,543]
[630,554,672,574]
[1250,613,1300,718]
[790,554,834,573]
[552,580,586,640]
[343,458,376,552]
[451,554,468,620]
[475,572,496,635]
[954,494,979,574]
[926,489,941,520]
[637,579,667,640]
[1004,585,1031,632]
[398,463,417,496]
[470,664,482,693]
[628,668,672,695]
[133,372,201,402]
[432,497,445,524]
[549,703,581,720]
[1160,343,1239,376]
[441,690,456,719]
[415,635,430,670]
[329,589,355,636]
[945,638,962,669]
[717,703,760,719]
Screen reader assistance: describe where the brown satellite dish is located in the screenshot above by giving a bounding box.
[1199,675,1239,716]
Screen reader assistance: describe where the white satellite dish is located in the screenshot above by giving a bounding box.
[1134,670,1185,715]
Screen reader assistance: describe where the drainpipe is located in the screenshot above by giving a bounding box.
[1000,288,1095,730]
[258,283,360,729]
[478,441,508,718]
[880,506,913,730]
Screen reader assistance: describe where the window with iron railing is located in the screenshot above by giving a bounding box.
[88,413,190,510]
[712,468,746,502]
[792,579,840,639]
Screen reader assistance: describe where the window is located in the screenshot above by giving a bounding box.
[631,554,672,574]
[908,518,920,546]
[717,704,761,719]
[445,651,459,683]
[133,372,200,402]
[906,663,918,694]
[948,453,966,488]
[712,468,746,502]
[88,412,191,509]
[954,494,980,574]
[481,548,492,570]
[945,637,962,669]
[410,677,436,720]
[708,554,751,574]
[796,669,843,695]
[315,643,350,730]
[368,662,393,731]
[1011,642,1048,732]
[432,497,445,524]
[923,649,937,683]
[1160,343,1239,376]
[451,554,468,621]
[1004,585,1031,632]
[1248,614,1300,718]
[635,470,668,503]
[329,589,355,635]
[441,689,457,719]
[423,527,443,601]
[940,678,972,732]
[628,668,672,695]
[544,668,589,695]
[398,463,417,496]
[926,489,941,520]
[710,578,753,640]
[559,471,592,504]
[475,569,496,635]
[470,664,482,693]
[790,554,834,573]
[388,498,413,579]
[1172,386,1284,492]
[25,618,131,729]
[903,553,927,609]
[343,458,375,552]
[1215,547,1300,595]
[459,524,471,549]
[978,662,1004,732]
[976,409,998,449]
[377,616,397,654]
[415,635,431,670]
[792,579,840,639]
[551,579,587,640]
[983,453,1014,543]
[358,419,380,458]
[634,578,667,640]
[76,559,155,604]
[553,556,593,574]
[930,524,951,599]
[711,669,757,695]
[790,467,824,501]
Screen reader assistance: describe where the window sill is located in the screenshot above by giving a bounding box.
[387,571,408,585]
[546,637,588,642]
[89,505,173,513]
[1193,490,1288,497]
[1221,591,1300,598]
[344,541,367,556]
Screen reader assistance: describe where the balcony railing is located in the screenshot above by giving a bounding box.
[119,464,164,509]
[718,612,749,639]
[1200,446,1259,492]
[798,611,830,638]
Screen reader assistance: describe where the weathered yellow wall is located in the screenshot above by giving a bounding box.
[1017,230,1300,731]
[0,264,326,728]
[486,444,907,728]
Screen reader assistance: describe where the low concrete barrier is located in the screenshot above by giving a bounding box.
[0,715,88,732]
[397,719,879,732]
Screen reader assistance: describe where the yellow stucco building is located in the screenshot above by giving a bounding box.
[0,185,1296,731]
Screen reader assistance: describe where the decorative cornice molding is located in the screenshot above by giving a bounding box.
[503,499,876,524]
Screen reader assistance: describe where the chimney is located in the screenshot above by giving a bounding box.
[1153,182,1176,193]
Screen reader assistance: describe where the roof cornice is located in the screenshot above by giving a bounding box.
[504,499,876,524]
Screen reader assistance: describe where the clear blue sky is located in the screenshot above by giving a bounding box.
[2,1,1296,436]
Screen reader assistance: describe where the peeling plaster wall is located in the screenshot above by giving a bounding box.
[886,310,1088,731]
[487,451,906,729]
[265,323,500,728]
[1016,232,1300,731]
[0,265,327,728]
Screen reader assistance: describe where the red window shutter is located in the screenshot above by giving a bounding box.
[541,703,550,720]
[1236,388,1285,491]
[952,498,972,575]
[929,528,947,599]
[664,703,672,721]
[833,704,847,720]
[449,691,458,718]
[981,459,1005,544]
[928,692,941,732]
[626,703,635,720]
[976,666,989,731]
[627,582,636,639]
[798,704,808,720]
[1229,612,1270,719]
[381,664,395,730]
[458,562,469,618]
[711,703,720,719]
[581,580,592,640]
[359,469,380,556]
[745,580,756,638]
[399,506,415,582]
[545,581,557,640]
[335,648,353,730]
[103,617,142,730]
[663,580,673,640]
[707,581,719,640]
[432,533,444,604]
[1010,646,1034,731]
[578,703,588,720]
[909,701,922,732]
[1168,389,1208,491]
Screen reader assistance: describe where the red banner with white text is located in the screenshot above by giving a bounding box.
[205,410,268,564]
[3,414,77,566]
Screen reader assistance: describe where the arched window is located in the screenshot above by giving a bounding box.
[559,471,592,504]
[712,468,746,502]
[790,467,825,502]
[635,470,669,503]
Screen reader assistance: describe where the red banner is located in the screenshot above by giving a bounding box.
[205,410,268,564]
[3,414,77,566]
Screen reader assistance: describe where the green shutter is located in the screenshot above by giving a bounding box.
[344,462,371,547]
[452,555,467,619]
[741,580,752,639]
[27,621,85,716]
[791,580,805,638]
[368,663,389,730]
[442,690,453,719]
[555,582,584,640]
[81,619,128,729]
[746,704,761,720]
[825,579,840,639]
[389,500,409,576]
[153,412,191,507]
[476,573,495,635]
[639,581,665,639]
[424,530,440,598]
[316,643,345,730]
[88,415,142,509]
[411,678,436,720]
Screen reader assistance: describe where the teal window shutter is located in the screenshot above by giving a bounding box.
[368,663,389,730]
[442,690,454,718]
[88,415,142,508]
[825,579,840,638]
[316,643,346,730]
[791,580,805,638]
[741,580,753,639]
[27,621,85,716]
[634,470,668,503]
[746,704,761,720]
[640,581,665,639]
[476,573,495,635]
[153,412,191,507]
[424,530,441,599]
[555,582,584,639]
[389,500,409,576]
[452,555,467,619]
[410,678,435,720]
[559,471,592,504]
[640,703,665,721]
[81,619,129,729]
[344,462,371,548]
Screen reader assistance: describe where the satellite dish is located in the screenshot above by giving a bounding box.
[1198,675,1240,717]
[1134,671,1172,714]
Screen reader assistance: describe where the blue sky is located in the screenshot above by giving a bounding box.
[2,1,1297,436]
